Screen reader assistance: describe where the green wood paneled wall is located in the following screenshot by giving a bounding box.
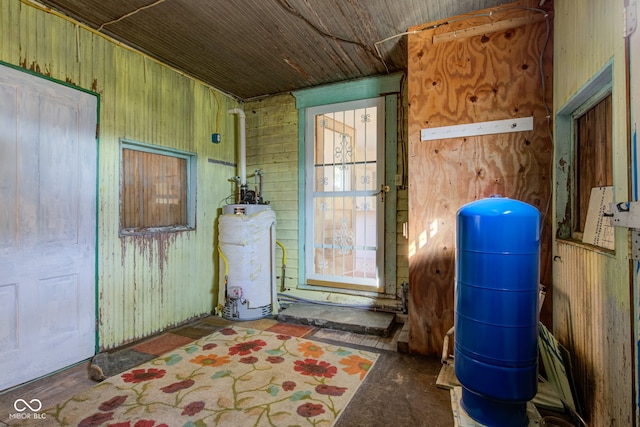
[553,0,632,424]
[244,91,409,303]
[244,96,300,289]
[1,0,241,349]
[1,0,410,350]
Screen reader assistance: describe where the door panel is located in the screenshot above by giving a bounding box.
[305,97,385,291]
[0,80,18,248]
[0,65,97,391]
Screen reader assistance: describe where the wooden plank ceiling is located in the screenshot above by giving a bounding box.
[36,0,512,100]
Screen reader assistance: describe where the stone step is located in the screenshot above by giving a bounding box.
[277,303,396,337]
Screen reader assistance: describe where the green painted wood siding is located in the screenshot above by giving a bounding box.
[244,95,300,290]
[245,91,409,301]
[1,0,240,349]
[553,0,632,425]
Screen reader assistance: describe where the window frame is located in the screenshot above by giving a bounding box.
[119,138,197,236]
[555,62,614,250]
[572,93,613,236]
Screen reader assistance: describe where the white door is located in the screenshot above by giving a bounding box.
[0,65,97,391]
[305,97,385,292]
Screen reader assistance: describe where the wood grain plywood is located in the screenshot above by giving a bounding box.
[407,0,553,355]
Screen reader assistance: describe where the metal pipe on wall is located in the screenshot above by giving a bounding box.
[228,108,247,201]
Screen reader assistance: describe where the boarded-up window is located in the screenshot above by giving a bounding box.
[574,94,612,234]
[120,140,195,234]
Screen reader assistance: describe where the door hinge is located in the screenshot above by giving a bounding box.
[625,1,637,38]
[608,201,640,228]
[632,229,640,260]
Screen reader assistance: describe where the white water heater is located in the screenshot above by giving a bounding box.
[218,204,277,320]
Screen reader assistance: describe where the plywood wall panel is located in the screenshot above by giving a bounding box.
[407,0,553,355]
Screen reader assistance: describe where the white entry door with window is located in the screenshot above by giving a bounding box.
[305,97,385,292]
[0,65,97,391]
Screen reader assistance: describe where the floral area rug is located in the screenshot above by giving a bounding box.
[31,326,379,427]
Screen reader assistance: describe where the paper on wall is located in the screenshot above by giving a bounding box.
[582,186,615,250]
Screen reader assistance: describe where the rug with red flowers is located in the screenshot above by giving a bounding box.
[31,326,379,427]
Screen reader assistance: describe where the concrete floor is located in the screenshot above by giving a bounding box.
[276,303,454,426]
[332,339,453,427]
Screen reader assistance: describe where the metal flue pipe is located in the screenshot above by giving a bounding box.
[228,108,247,202]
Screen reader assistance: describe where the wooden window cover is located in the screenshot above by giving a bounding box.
[121,148,188,230]
[574,94,612,233]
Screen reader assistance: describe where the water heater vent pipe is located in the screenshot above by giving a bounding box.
[228,108,247,202]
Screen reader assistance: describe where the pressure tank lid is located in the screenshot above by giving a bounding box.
[457,196,540,253]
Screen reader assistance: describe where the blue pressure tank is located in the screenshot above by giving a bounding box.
[455,196,540,427]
